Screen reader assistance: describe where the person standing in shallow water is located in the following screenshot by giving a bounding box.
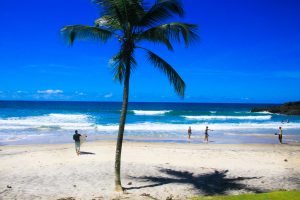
[188,126,192,140]
[204,126,213,143]
[73,130,81,155]
[278,127,283,144]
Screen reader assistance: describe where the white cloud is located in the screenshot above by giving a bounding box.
[104,93,113,98]
[17,90,27,94]
[37,89,63,94]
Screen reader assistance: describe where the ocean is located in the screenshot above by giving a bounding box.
[0,101,300,145]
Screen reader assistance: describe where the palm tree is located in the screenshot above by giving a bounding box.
[61,0,198,191]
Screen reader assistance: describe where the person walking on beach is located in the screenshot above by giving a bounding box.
[73,130,81,155]
[278,126,283,144]
[204,126,213,143]
[188,126,192,140]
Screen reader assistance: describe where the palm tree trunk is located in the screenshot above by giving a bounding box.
[115,64,131,192]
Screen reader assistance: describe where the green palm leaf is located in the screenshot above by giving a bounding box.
[61,25,114,45]
[94,0,144,28]
[134,31,174,50]
[139,0,184,27]
[137,22,198,47]
[95,15,122,30]
[139,47,185,97]
[110,49,137,83]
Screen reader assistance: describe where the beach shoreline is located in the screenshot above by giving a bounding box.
[2,131,300,146]
[1,141,300,200]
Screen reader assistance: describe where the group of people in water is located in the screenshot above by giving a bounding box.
[73,126,285,155]
[187,126,284,144]
[187,126,213,143]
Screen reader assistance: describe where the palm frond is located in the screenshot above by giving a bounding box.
[134,31,174,50]
[110,49,137,83]
[138,0,184,27]
[95,15,122,30]
[139,47,185,97]
[94,0,145,29]
[93,0,126,30]
[111,61,126,83]
[61,25,114,45]
[138,22,198,47]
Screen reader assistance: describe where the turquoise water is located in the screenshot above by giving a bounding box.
[0,101,300,145]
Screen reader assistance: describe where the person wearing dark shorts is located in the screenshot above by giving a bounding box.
[73,130,81,155]
[188,126,192,140]
[204,126,213,143]
[278,127,283,144]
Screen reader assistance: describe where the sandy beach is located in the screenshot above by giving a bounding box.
[1,141,300,200]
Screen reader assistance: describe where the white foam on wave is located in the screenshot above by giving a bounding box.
[234,111,251,114]
[132,110,171,115]
[0,113,299,134]
[1,119,300,143]
[0,113,93,130]
[0,133,47,142]
[209,111,217,114]
[48,113,88,120]
[183,115,272,120]
[256,111,273,114]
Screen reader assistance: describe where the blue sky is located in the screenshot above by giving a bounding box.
[0,0,299,103]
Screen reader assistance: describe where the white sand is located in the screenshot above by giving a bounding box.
[1,141,300,200]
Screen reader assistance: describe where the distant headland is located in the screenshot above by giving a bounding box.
[251,101,300,115]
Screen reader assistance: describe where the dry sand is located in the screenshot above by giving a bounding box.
[1,141,300,200]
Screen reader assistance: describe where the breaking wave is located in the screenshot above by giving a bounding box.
[183,115,272,120]
[0,113,93,130]
[132,110,172,116]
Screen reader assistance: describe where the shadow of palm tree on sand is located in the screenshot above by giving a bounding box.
[79,151,95,155]
[126,168,263,196]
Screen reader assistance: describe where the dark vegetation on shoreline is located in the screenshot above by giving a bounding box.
[251,101,300,115]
